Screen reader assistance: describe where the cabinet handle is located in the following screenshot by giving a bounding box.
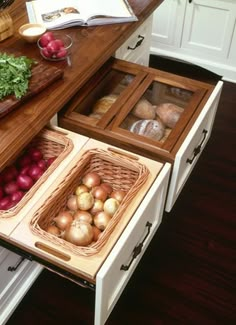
[127,35,145,50]
[8,256,25,272]
[120,221,152,271]
[186,129,208,164]
[189,0,192,3]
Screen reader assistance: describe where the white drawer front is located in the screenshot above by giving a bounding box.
[116,15,153,66]
[0,249,43,325]
[165,81,223,212]
[95,163,171,325]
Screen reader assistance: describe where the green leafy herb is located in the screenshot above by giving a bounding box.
[0,52,36,100]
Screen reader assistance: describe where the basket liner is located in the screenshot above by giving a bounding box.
[30,148,149,256]
[0,128,73,218]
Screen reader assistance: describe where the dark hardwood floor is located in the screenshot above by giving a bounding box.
[7,56,236,325]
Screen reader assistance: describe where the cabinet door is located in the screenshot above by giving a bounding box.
[181,0,236,60]
[151,0,186,48]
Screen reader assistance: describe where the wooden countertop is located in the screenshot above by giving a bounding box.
[0,0,164,170]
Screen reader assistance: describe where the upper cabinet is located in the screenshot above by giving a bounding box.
[151,0,236,82]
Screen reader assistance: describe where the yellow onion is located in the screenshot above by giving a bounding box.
[82,172,101,189]
[64,220,93,246]
[90,185,108,201]
[94,211,111,230]
[103,198,120,216]
[100,182,113,195]
[73,210,93,224]
[66,195,78,211]
[92,226,102,242]
[53,210,73,231]
[46,225,61,236]
[77,192,94,210]
[75,184,89,196]
[110,190,127,203]
[90,199,104,215]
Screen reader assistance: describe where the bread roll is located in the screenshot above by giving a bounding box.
[129,119,165,141]
[92,94,118,115]
[155,103,184,128]
[131,98,156,120]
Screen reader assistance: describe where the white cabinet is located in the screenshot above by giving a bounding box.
[151,0,236,82]
[116,15,153,66]
[0,246,43,325]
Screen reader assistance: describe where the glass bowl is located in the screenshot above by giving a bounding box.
[37,33,72,61]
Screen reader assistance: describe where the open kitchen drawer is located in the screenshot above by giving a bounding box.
[59,58,223,211]
[1,138,171,325]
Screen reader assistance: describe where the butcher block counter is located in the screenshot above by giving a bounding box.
[0,0,164,171]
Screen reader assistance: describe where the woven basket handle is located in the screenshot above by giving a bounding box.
[108,147,139,161]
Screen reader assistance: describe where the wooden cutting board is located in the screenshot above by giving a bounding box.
[0,59,64,118]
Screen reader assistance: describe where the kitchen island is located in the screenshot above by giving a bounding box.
[0,0,164,171]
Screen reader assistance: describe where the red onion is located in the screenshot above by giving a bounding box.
[2,165,18,183]
[19,165,30,175]
[28,147,43,162]
[37,159,47,171]
[0,186,4,199]
[0,196,12,210]
[11,190,25,203]
[46,157,57,166]
[17,174,34,190]
[18,155,32,168]
[4,181,19,195]
[28,165,44,181]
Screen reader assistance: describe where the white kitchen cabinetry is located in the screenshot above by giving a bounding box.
[116,15,153,66]
[0,246,43,325]
[151,0,236,82]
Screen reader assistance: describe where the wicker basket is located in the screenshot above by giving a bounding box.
[30,148,150,256]
[0,128,73,218]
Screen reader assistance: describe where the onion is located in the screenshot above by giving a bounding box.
[92,226,101,242]
[46,225,61,236]
[110,190,127,203]
[37,159,47,171]
[75,184,89,196]
[10,190,25,203]
[94,211,111,230]
[66,195,78,211]
[17,174,34,190]
[100,182,113,195]
[82,172,101,189]
[28,148,43,162]
[46,157,57,166]
[18,154,32,168]
[77,192,94,211]
[28,165,44,181]
[103,198,120,216]
[90,186,108,201]
[53,210,73,230]
[64,220,94,246]
[19,165,30,175]
[0,196,12,210]
[74,210,93,224]
[0,186,3,199]
[2,165,18,183]
[90,199,104,215]
[4,181,19,195]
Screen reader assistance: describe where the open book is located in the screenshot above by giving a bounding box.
[26,0,137,30]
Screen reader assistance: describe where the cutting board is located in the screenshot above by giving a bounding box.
[0,59,64,118]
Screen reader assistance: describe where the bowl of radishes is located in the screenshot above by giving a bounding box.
[37,31,72,61]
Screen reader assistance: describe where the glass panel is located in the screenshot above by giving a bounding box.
[73,69,134,119]
[120,80,193,143]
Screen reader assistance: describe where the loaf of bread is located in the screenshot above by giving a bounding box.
[92,94,118,115]
[131,98,156,120]
[129,119,165,141]
[155,103,184,128]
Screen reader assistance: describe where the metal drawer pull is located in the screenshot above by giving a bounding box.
[127,35,144,50]
[186,129,208,164]
[120,221,152,271]
[8,256,25,272]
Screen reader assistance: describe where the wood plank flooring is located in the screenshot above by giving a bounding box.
[7,57,236,325]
